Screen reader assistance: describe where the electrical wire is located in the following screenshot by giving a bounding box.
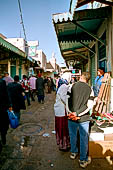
[17,0,27,41]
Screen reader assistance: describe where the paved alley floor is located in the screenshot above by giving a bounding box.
[0,91,113,170]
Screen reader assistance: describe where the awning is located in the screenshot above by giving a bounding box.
[0,37,26,60]
[74,0,113,9]
[53,6,111,68]
[27,56,35,63]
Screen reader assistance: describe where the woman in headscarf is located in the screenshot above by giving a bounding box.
[93,68,104,97]
[54,72,71,151]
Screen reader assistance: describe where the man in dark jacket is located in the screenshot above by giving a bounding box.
[7,75,26,122]
[36,73,45,103]
[0,77,10,150]
[68,72,94,168]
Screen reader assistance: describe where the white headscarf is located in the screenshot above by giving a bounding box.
[61,72,71,83]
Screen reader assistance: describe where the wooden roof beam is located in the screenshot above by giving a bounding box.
[72,50,88,60]
[76,0,113,8]
[62,47,88,59]
[73,21,106,46]
[76,0,91,8]
[80,41,95,54]
[95,0,113,6]
[64,51,87,60]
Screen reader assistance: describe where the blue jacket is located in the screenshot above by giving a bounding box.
[93,75,104,96]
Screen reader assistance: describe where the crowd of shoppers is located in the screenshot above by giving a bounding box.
[0,71,58,152]
[0,69,105,168]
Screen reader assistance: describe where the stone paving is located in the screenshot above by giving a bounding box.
[0,91,113,170]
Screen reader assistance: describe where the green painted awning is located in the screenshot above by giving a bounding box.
[72,0,113,9]
[0,37,26,59]
[52,6,111,68]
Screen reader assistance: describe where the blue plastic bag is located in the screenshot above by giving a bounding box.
[8,110,19,129]
[24,95,26,100]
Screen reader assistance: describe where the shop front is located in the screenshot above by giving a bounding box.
[53,1,113,160]
[0,37,26,78]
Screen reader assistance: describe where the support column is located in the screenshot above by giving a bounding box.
[88,50,91,85]
[106,18,110,72]
[88,50,91,72]
[111,7,113,76]
[16,59,19,75]
[8,60,11,76]
[95,41,98,77]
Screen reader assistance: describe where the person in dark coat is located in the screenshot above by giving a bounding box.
[36,73,45,103]
[0,76,10,149]
[7,75,26,122]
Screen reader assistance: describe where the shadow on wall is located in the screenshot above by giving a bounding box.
[89,141,113,165]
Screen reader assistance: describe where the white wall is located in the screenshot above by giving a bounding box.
[36,50,47,71]
[6,38,26,52]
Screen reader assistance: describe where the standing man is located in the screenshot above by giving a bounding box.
[29,74,37,101]
[36,73,45,103]
[68,72,94,168]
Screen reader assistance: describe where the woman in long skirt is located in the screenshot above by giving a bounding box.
[54,73,71,151]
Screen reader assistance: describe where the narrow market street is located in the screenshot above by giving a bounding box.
[0,91,113,170]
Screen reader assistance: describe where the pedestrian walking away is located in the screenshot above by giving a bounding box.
[47,77,52,93]
[29,74,37,101]
[36,73,45,103]
[7,75,26,123]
